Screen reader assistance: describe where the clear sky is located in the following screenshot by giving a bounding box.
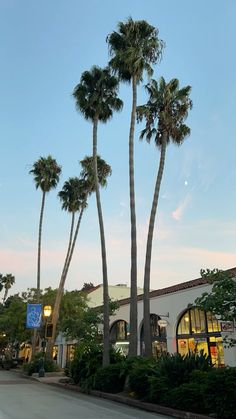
[0,0,235,295]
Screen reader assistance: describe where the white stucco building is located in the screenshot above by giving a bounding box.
[109,268,236,366]
[55,268,236,368]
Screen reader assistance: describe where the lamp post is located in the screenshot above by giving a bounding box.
[38,305,52,377]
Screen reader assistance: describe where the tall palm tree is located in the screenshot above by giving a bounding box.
[29,155,61,299]
[46,177,88,358]
[2,274,15,302]
[0,274,3,294]
[107,18,164,357]
[46,157,112,360]
[73,66,122,365]
[137,77,192,356]
[29,156,61,357]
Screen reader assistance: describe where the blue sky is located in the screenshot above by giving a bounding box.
[0,0,235,294]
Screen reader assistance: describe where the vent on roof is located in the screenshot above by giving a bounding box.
[115,284,127,287]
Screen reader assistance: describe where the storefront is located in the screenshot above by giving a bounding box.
[110,320,129,355]
[140,314,167,357]
[176,308,225,366]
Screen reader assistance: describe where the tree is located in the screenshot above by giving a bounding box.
[29,155,61,299]
[46,156,112,359]
[195,269,236,346]
[137,77,192,356]
[1,274,15,302]
[0,274,3,294]
[0,294,31,356]
[73,66,122,366]
[29,155,61,356]
[81,283,95,292]
[107,18,164,357]
[46,177,88,358]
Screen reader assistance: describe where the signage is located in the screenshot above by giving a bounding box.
[26,304,42,328]
[158,319,168,327]
[220,321,234,333]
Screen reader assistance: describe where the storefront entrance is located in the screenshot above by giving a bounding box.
[140,314,167,357]
[177,308,224,367]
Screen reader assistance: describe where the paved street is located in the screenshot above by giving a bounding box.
[0,370,172,419]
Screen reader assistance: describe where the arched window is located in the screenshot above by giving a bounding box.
[176,308,224,367]
[110,320,129,356]
[140,314,167,358]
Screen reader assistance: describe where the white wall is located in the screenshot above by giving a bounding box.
[110,282,236,366]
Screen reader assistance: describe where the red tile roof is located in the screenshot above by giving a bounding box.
[117,267,236,307]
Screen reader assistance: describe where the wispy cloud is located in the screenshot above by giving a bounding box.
[172,195,191,221]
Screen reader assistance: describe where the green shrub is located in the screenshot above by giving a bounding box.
[165,382,206,413]
[94,363,126,393]
[128,357,158,399]
[69,342,125,389]
[203,368,236,419]
[148,375,170,404]
[23,352,59,376]
[155,351,211,388]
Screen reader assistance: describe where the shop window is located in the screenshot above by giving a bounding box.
[140,314,167,358]
[66,344,75,363]
[176,308,224,367]
[110,320,129,356]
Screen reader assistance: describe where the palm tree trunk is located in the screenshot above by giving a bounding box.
[93,117,110,366]
[32,190,46,358]
[3,288,8,302]
[46,209,84,359]
[129,75,138,358]
[143,136,167,357]
[37,191,46,299]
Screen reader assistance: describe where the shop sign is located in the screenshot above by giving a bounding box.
[220,321,234,333]
[158,319,168,327]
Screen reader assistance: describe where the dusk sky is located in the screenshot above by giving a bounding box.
[0,0,235,295]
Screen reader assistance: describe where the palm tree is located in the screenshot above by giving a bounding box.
[107,18,164,357]
[46,156,112,360]
[29,155,61,299]
[46,177,88,358]
[137,77,192,356]
[29,155,61,357]
[2,274,15,302]
[73,66,122,365]
[0,274,3,294]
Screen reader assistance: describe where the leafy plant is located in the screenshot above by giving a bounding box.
[93,363,126,393]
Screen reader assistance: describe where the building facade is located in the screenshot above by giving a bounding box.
[109,271,236,367]
[56,270,236,367]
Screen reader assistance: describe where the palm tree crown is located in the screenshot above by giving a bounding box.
[73,66,123,122]
[29,155,61,192]
[137,77,192,145]
[58,177,86,213]
[107,17,164,83]
[80,155,112,192]
[2,274,15,301]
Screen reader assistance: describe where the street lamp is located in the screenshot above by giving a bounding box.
[38,305,52,378]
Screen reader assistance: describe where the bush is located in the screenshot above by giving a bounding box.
[69,342,125,389]
[155,351,212,388]
[203,368,236,419]
[93,363,126,393]
[128,357,158,400]
[147,375,170,404]
[165,382,206,413]
[23,352,59,376]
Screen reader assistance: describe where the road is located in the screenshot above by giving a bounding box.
[0,370,173,419]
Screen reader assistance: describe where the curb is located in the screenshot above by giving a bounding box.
[40,381,212,419]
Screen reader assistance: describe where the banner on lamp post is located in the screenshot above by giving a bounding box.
[26,304,42,328]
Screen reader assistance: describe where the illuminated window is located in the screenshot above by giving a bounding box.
[176,308,224,367]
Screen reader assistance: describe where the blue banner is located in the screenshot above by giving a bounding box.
[26,304,42,328]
